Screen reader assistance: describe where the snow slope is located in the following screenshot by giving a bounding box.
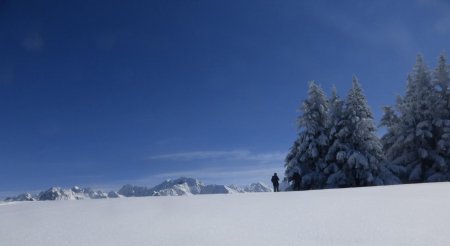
[1,183,450,246]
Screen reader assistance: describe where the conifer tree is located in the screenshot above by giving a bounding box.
[323,87,346,182]
[429,54,450,181]
[284,81,329,190]
[384,55,443,182]
[326,77,389,187]
[379,105,405,182]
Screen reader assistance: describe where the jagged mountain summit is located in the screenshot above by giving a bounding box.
[4,192,36,202]
[118,177,272,197]
[228,182,273,193]
[4,177,272,202]
[152,177,239,196]
[243,182,272,192]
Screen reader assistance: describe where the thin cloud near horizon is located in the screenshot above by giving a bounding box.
[148,150,286,163]
[138,164,285,186]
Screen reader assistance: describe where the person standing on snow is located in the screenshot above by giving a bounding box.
[292,172,301,191]
[271,173,280,192]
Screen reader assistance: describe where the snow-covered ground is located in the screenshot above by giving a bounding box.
[1,183,450,246]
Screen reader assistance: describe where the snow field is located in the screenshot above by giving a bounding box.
[1,183,450,246]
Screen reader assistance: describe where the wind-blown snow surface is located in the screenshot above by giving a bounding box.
[1,183,450,246]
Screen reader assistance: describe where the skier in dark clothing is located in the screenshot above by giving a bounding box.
[292,172,301,191]
[271,173,280,192]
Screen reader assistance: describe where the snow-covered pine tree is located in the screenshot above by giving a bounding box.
[284,81,329,190]
[326,76,389,187]
[429,53,450,181]
[323,86,346,182]
[384,55,444,182]
[379,105,405,183]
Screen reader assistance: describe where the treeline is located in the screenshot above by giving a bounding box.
[284,54,450,190]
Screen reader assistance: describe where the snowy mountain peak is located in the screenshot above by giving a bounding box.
[149,177,231,196]
[71,186,82,193]
[38,187,68,200]
[4,192,36,202]
[151,177,204,195]
[244,182,273,192]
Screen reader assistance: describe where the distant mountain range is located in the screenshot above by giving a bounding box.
[4,177,272,202]
[4,186,120,202]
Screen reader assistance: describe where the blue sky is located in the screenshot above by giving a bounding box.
[1,0,450,196]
